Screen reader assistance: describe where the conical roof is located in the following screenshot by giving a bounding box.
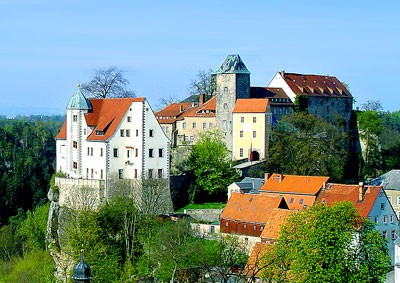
[213,54,250,74]
[67,85,92,110]
[71,252,92,281]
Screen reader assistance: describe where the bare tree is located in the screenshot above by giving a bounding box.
[81,66,136,98]
[187,69,216,101]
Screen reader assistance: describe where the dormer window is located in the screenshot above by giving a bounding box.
[96,130,105,136]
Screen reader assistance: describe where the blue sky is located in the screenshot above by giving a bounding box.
[1,0,399,116]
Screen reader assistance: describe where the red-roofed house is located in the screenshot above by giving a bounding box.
[317,183,399,264]
[56,86,170,183]
[232,99,272,161]
[220,192,289,238]
[268,71,353,127]
[259,173,330,210]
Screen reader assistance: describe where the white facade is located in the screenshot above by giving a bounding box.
[56,88,170,184]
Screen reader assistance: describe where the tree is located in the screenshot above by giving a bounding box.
[268,112,349,181]
[187,130,239,202]
[361,100,383,112]
[187,69,216,101]
[81,66,135,98]
[263,202,391,283]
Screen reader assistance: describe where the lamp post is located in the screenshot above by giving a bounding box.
[72,250,92,283]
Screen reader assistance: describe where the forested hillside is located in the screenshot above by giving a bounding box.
[0,116,63,226]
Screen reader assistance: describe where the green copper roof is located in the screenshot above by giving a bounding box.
[213,54,250,74]
[67,85,92,110]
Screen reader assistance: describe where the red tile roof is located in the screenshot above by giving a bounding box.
[233,98,269,113]
[316,184,382,218]
[180,96,216,118]
[55,119,67,139]
[260,174,330,196]
[261,192,315,210]
[56,97,146,141]
[220,192,288,224]
[155,102,192,122]
[281,72,352,98]
[244,242,272,278]
[260,208,294,241]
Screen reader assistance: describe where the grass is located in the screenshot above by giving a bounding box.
[176,202,226,212]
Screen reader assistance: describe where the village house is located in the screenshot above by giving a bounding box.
[368,169,400,219]
[227,177,265,199]
[259,173,330,210]
[316,182,399,264]
[220,192,289,248]
[55,86,170,206]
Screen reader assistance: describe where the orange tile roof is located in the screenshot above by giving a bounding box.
[220,192,288,224]
[155,102,192,119]
[281,72,352,98]
[316,184,382,218]
[260,208,294,240]
[179,96,216,118]
[233,98,269,113]
[260,174,330,196]
[55,119,67,139]
[56,97,146,141]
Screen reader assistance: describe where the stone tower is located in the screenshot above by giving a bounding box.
[214,54,250,151]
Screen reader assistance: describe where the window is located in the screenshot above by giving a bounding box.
[253,131,257,138]
[127,116,131,122]
[239,148,244,158]
[135,148,138,157]
[290,198,294,204]
[73,141,78,148]
[239,131,244,138]
[126,129,131,137]
[225,221,229,227]
[203,123,206,130]
[253,225,256,231]
[382,230,388,239]
[127,150,130,158]
[149,129,154,137]
[136,129,139,137]
[190,136,194,141]
[390,215,394,223]
[90,147,93,156]
[100,148,103,157]
[244,224,247,229]
[73,115,78,122]
[91,169,94,178]
[224,87,228,93]
[240,117,244,123]
[209,123,213,129]
[100,170,103,179]
[260,226,264,231]
[87,147,90,155]
[182,122,187,129]
[299,199,304,204]
[392,230,396,240]
[374,217,378,223]
[134,169,138,179]
[222,120,227,132]
[158,169,163,178]
[148,169,153,179]
[120,129,125,137]
[73,162,77,169]
[383,216,387,224]
[253,117,257,123]
[192,122,196,129]
[381,203,385,210]
[113,148,119,158]
[149,148,154,158]
[159,148,164,158]
[118,169,123,179]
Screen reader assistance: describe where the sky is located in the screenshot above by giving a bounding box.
[1,0,399,116]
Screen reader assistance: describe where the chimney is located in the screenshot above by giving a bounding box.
[278,174,283,183]
[280,70,285,77]
[358,182,364,202]
[179,104,183,112]
[199,93,205,105]
[264,173,270,181]
[322,181,326,190]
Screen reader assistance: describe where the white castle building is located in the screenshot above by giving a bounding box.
[55,87,170,203]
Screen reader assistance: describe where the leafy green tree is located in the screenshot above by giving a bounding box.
[264,202,391,283]
[268,112,349,181]
[187,130,239,202]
